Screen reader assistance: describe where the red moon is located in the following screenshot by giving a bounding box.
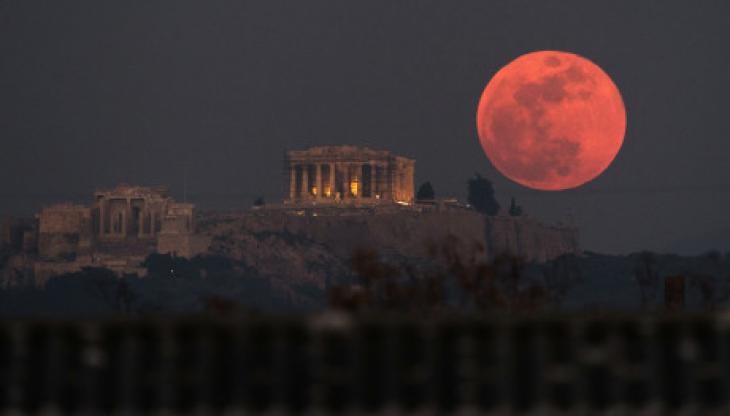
[476,51,626,191]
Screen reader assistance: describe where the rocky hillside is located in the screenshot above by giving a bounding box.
[204,220,352,289]
[197,206,579,271]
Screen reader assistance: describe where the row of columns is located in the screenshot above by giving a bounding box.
[289,162,390,201]
[98,198,158,238]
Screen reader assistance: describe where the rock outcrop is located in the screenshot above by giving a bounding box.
[205,222,350,289]
[201,206,578,262]
[1,202,578,290]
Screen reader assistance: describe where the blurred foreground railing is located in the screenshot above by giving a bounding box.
[1,313,729,414]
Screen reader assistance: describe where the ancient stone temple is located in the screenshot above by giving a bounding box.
[285,146,415,205]
[93,185,193,240]
[35,185,200,261]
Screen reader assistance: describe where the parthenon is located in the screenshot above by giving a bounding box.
[285,146,415,205]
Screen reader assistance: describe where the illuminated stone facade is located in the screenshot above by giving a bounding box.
[36,185,199,259]
[286,146,415,205]
[93,185,172,240]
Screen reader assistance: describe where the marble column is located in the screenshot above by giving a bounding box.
[329,163,335,198]
[397,168,405,201]
[289,164,296,200]
[393,169,399,201]
[150,210,156,237]
[340,163,348,200]
[98,200,105,236]
[138,205,144,238]
[347,164,352,199]
[357,164,364,199]
[372,163,379,198]
[350,163,356,198]
[123,199,130,238]
[141,210,148,236]
[383,163,392,200]
[302,165,309,199]
[315,164,322,199]
[408,164,415,202]
[112,200,120,235]
[369,162,376,199]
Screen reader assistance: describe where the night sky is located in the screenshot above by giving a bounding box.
[1,1,729,255]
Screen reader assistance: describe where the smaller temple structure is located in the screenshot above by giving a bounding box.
[93,185,189,241]
[36,185,202,261]
[285,146,415,205]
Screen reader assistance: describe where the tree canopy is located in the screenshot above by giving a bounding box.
[416,182,435,201]
[467,173,500,215]
[508,197,523,216]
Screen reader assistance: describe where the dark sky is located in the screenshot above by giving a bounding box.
[1,1,729,255]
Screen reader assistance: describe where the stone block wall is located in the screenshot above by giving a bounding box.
[203,207,579,264]
[156,202,207,258]
[38,204,92,258]
[1,216,35,250]
[157,233,210,258]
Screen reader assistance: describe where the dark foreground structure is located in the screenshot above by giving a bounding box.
[0,314,727,414]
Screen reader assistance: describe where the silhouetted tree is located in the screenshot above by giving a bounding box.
[467,173,500,215]
[508,197,523,216]
[0,246,11,270]
[704,250,721,263]
[331,236,549,313]
[416,182,435,201]
[689,274,717,310]
[253,196,265,207]
[58,267,137,314]
[143,253,197,279]
[634,251,660,309]
[542,254,582,305]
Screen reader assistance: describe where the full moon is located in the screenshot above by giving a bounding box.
[476,51,626,191]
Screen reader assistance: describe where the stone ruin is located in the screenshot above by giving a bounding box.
[1,216,36,253]
[286,145,415,205]
[19,185,209,283]
[0,146,580,287]
[36,185,203,259]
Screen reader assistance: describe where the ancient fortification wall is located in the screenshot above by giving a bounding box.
[37,204,93,259]
[157,233,210,259]
[484,215,580,263]
[204,207,579,263]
